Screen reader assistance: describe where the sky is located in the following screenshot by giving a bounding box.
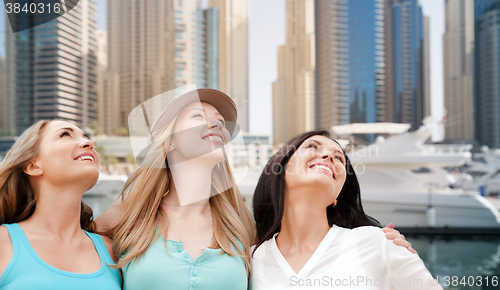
[96,0,443,137]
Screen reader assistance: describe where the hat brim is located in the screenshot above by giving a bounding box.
[148,88,238,145]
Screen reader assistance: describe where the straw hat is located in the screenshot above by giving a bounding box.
[148,88,238,145]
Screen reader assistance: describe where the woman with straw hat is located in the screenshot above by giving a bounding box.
[96,89,256,289]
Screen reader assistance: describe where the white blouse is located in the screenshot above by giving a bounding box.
[250,225,443,290]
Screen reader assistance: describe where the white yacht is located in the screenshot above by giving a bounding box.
[466,148,500,196]
[334,120,500,234]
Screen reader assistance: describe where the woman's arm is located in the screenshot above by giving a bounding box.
[383,234,442,289]
[94,196,123,238]
[0,226,13,276]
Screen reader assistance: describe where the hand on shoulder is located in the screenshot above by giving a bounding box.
[0,226,13,276]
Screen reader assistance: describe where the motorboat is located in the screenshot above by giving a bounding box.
[466,148,500,196]
[333,119,500,234]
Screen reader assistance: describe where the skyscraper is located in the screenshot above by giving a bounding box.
[423,16,431,118]
[273,45,288,145]
[315,0,350,133]
[273,0,316,145]
[96,30,120,136]
[107,0,247,133]
[107,0,176,131]
[0,9,6,132]
[443,0,475,141]
[5,0,98,135]
[0,57,5,131]
[346,0,387,142]
[173,1,219,90]
[315,0,420,138]
[193,7,219,90]
[475,0,500,148]
[209,0,250,133]
[385,0,425,130]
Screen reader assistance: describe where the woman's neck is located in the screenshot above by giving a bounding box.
[167,157,216,206]
[22,181,85,240]
[276,188,331,254]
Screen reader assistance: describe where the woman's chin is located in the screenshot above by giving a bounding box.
[80,170,100,190]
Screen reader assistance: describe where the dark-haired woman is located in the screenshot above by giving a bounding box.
[250,131,442,290]
[0,120,121,289]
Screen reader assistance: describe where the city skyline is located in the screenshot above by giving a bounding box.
[1,0,448,140]
[100,0,249,135]
[95,0,446,137]
[274,0,430,145]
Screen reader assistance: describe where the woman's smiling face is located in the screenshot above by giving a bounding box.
[32,120,100,190]
[284,135,347,207]
[168,101,231,164]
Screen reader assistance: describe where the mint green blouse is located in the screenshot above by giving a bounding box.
[122,235,248,290]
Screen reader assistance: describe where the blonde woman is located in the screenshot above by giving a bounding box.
[0,120,121,289]
[97,89,256,289]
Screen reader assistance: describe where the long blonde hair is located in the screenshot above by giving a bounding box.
[112,116,256,274]
[0,120,95,231]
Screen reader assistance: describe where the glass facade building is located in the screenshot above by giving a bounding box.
[193,7,219,89]
[315,0,350,133]
[0,7,6,132]
[385,0,425,131]
[345,0,387,141]
[315,0,426,139]
[346,0,385,126]
[474,0,500,148]
[5,0,98,135]
[174,5,219,90]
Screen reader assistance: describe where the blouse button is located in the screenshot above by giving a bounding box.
[192,270,198,276]
[194,261,199,266]
[191,281,197,287]
[183,253,189,258]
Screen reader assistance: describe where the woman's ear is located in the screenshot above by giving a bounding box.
[24,160,43,177]
[167,142,175,152]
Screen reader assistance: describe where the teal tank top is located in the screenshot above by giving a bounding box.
[122,235,248,290]
[0,223,122,290]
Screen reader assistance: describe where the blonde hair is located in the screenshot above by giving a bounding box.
[0,119,95,231]
[112,116,256,274]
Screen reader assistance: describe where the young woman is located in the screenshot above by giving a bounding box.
[251,131,442,290]
[96,89,256,290]
[0,120,121,289]
[96,89,413,289]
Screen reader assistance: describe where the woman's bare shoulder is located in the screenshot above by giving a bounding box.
[0,225,14,275]
[100,235,117,262]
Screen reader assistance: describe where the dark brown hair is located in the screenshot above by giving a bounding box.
[252,130,380,253]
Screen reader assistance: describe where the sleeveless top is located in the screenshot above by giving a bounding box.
[122,234,248,290]
[0,223,122,290]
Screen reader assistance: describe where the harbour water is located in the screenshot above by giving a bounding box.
[408,234,500,289]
